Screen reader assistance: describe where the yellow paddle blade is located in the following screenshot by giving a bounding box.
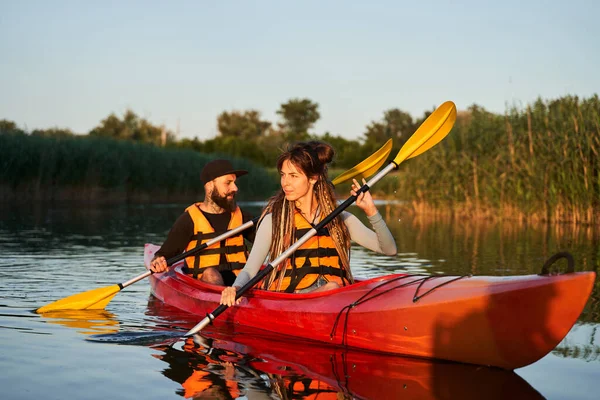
[36,284,121,313]
[331,138,393,186]
[393,101,457,166]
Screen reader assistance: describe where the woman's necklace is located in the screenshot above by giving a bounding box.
[298,204,318,223]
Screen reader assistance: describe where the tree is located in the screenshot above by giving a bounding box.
[363,109,415,146]
[0,119,26,135]
[217,110,271,139]
[89,109,175,146]
[277,98,320,139]
[31,127,75,138]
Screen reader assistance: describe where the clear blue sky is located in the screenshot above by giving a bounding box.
[1,0,598,141]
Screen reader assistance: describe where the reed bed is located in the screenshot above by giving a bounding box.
[1,134,277,203]
[387,95,600,226]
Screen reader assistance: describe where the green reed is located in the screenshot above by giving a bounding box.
[390,95,600,225]
[1,134,277,202]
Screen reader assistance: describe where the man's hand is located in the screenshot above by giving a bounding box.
[150,256,168,273]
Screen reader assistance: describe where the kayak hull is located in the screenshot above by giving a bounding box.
[145,243,596,369]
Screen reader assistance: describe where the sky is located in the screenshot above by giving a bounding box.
[1,0,598,141]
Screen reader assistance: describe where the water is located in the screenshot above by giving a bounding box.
[0,202,598,399]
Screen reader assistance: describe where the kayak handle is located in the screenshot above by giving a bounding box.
[540,252,575,275]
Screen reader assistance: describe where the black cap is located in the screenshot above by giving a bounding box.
[200,159,248,185]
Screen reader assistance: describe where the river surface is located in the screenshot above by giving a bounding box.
[0,201,598,400]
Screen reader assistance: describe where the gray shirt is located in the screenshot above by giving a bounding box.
[232,210,397,288]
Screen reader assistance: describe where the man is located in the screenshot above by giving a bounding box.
[149,159,254,286]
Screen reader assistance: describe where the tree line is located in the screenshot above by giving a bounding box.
[1,98,423,169]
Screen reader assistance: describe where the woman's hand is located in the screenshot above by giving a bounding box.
[150,256,168,273]
[351,178,378,217]
[220,286,241,307]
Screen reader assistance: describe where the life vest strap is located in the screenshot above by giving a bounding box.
[285,265,348,293]
[295,227,330,238]
[292,247,339,258]
[198,245,247,256]
[184,262,246,278]
[193,231,228,241]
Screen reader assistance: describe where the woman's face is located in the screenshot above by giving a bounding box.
[280,160,316,202]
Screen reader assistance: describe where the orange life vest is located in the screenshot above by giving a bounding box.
[184,203,248,279]
[267,211,349,292]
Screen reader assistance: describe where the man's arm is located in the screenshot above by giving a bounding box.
[155,212,194,260]
[241,208,257,244]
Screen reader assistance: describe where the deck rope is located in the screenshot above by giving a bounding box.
[412,275,468,302]
[329,274,469,345]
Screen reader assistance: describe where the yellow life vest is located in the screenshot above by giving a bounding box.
[267,211,349,292]
[184,203,248,279]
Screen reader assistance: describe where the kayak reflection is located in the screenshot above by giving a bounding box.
[146,298,545,400]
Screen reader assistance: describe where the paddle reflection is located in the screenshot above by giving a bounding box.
[39,309,120,334]
[145,297,546,400]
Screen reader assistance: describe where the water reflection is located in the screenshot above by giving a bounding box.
[40,309,120,335]
[152,331,547,400]
[552,323,600,362]
[141,297,545,400]
[153,337,265,399]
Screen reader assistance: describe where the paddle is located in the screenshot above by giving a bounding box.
[331,138,392,186]
[35,140,393,313]
[35,218,258,313]
[184,101,457,336]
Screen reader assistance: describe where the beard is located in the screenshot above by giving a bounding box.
[210,189,237,213]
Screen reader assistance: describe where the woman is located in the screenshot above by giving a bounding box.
[220,141,396,306]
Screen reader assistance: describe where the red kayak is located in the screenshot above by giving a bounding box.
[145,243,596,370]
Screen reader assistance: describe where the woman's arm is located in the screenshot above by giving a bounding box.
[342,211,397,255]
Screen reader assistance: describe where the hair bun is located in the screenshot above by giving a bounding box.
[308,141,334,165]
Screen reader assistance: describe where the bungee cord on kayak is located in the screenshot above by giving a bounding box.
[329,274,469,345]
[412,275,470,303]
[329,251,580,347]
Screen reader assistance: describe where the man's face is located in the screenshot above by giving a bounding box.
[207,173,238,212]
